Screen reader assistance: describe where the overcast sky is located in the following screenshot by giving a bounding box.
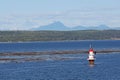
[0,0,120,30]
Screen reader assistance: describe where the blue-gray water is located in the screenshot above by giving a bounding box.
[0,40,120,80]
[0,40,120,52]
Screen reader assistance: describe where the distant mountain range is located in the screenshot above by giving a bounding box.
[32,21,120,31]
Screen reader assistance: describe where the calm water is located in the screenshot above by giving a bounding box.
[0,40,120,52]
[0,40,120,80]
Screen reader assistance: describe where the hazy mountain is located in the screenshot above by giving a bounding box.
[71,25,110,30]
[85,25,110,30]
[113,27,120,30]
[32,21,118,31]
[32,21,69,31]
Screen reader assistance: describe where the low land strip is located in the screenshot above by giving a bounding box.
[0,49,120,63]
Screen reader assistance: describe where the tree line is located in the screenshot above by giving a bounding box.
[0,30,120,42]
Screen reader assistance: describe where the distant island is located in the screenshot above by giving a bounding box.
[0,30,120,42]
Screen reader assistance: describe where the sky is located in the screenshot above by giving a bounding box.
[0,0,120,30]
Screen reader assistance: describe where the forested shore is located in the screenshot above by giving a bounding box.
[0,30,120,42]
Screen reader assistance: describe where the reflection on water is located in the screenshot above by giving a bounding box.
[89,64,95,67]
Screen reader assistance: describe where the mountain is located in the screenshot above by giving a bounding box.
[85,25,110,30]
[32,21,117,31]
[32,21,70,31]
[71,25,110,30]
[113,27,120,30]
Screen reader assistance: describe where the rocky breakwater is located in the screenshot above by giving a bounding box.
[0,49,120,63]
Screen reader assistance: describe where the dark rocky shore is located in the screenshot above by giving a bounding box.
[0,49,120,63]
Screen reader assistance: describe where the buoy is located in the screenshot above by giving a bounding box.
[88,45,96,65]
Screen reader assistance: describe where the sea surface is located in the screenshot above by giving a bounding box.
[0,40,120,52]
[0,40,120,80]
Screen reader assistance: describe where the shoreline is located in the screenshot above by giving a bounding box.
[0,39,120,43]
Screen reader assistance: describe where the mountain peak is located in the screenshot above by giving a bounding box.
[48,21,65,27]
[98,24,109,28]
[52,21,64,25]
[97,24,109,30]
[33,21,68,31]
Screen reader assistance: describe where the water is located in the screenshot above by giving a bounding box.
[0,53,120,80]
[0,40,120,80]
[0,40,120,52]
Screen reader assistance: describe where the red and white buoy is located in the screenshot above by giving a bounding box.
[87,45,96,65]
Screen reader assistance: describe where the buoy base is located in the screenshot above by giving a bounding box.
[89,60,94,65]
